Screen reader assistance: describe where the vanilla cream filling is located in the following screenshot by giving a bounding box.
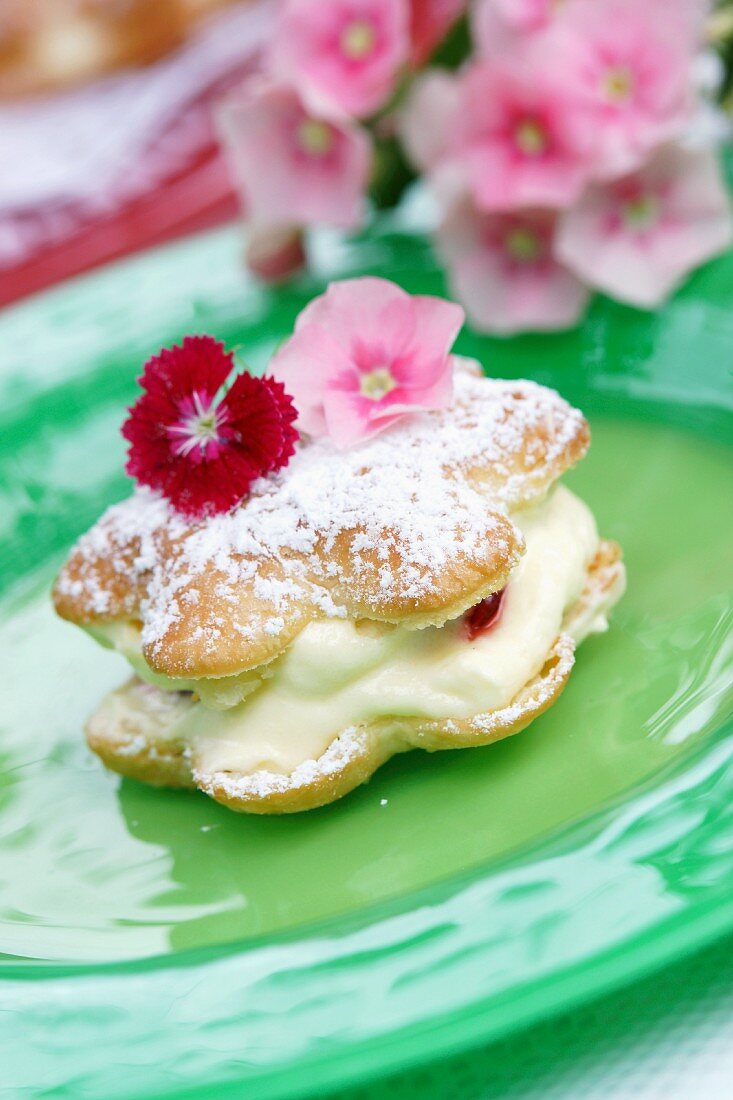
[89,487,604,778]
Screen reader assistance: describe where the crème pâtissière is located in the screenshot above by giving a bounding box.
[53,360,625,814]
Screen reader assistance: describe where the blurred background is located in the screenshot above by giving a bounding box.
[0,0,267,306]
[1,0,731,312]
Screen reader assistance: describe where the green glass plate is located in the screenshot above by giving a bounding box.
[1,201,732,1099]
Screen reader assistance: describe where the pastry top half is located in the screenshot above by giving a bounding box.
[54,361,590,683]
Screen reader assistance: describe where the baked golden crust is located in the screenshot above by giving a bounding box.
[81,542,624,814]
[54,370,590,679]
[563,539,625,640]
[196,635,576,813]
[86,681,194,789]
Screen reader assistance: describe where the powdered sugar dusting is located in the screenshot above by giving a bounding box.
[195,727,368,801]
[467,633,575,733]
[59,367,587,663]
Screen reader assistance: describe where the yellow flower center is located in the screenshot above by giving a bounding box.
[603,65,634,103]
[171,393,225,456]
[340,19,376,60]
[505,227,541,262]
[514,119,547,157]
[622,193,659,231]
[297,118,334,157]
[360,367,396,400]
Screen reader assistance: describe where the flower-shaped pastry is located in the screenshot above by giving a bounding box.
[54,281,625,814]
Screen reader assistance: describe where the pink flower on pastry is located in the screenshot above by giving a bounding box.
[545,0,697,177]
[217,80,371,231]
[446,59,596,212]
[438,198,589,334]
[556,145,732,308]
[269,277,464,448]
[269,0,409,119]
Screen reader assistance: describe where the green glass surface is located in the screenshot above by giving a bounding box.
[0,202,732,1099]
[0,421,730,963]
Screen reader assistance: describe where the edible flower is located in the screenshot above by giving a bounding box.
[122,335,298,519]
[269,277,464,448]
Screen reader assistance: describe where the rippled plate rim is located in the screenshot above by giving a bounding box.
[1,211,732,1100]
[3,735,733,1100]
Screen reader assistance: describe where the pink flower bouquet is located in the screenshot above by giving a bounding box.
[217,0,731,334]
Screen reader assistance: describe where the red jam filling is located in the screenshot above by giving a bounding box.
[463,588,506,641]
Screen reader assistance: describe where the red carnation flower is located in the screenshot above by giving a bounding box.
[122,335,298,519]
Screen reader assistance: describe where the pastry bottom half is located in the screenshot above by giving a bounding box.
[85,540,624,814]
